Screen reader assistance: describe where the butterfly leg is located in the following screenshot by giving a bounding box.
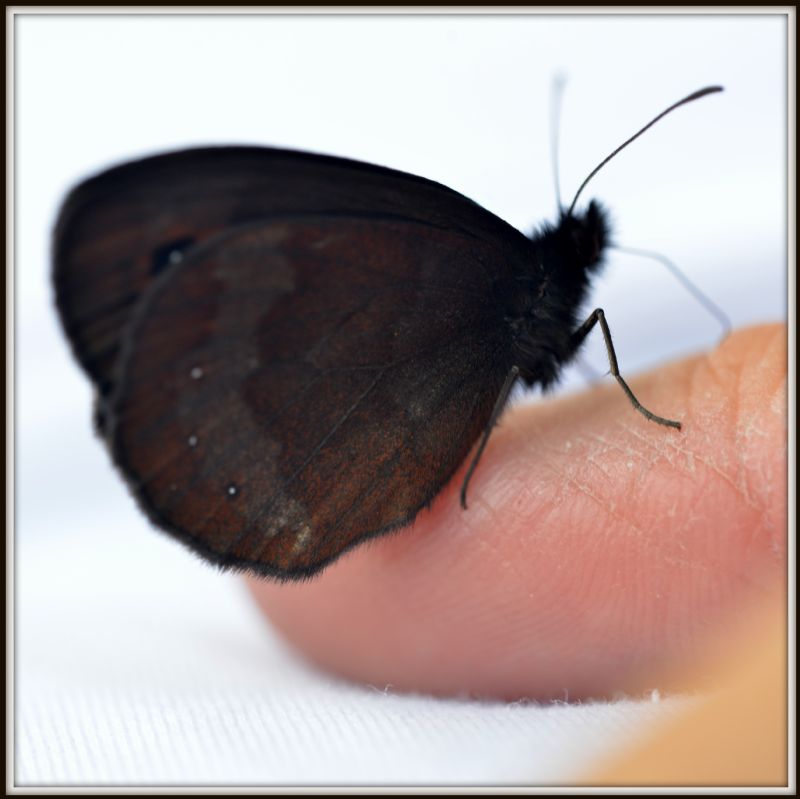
[460,365,520,510]
[571,308,681,430]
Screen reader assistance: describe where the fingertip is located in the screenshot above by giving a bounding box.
[246,323,787,700]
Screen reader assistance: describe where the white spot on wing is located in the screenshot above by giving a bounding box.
[292,524,312,554]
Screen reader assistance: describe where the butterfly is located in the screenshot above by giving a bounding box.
[53,86,721,579]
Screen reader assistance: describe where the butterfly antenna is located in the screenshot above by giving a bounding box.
[566,85,724,218]
[550,72,568,214]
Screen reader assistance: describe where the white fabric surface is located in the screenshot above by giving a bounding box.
[16,524,692,787]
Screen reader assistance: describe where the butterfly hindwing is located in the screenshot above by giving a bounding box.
[107,216,517,577]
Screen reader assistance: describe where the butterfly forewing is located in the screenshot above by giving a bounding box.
[54,147,529,399]
[108,217,516,577]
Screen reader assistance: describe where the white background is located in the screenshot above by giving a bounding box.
[14,11,788,786]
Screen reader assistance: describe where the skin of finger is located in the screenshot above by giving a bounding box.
[245,324,787,700]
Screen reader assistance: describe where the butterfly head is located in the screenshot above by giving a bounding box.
[556,199,610,275]
[502,199,611,387]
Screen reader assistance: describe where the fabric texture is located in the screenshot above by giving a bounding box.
[16,524,691,787]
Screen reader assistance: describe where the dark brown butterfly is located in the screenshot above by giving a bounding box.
[53,87,721,579]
